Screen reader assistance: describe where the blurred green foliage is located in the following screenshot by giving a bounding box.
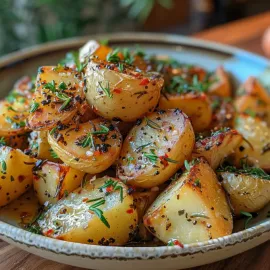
[0,0,172,56]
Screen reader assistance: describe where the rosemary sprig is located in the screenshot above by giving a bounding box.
[43,80,56,92]
[106,48,120,63]
[29,102,40,113]
[145,117,161,130]
[98,81,112,98]
[99,179,124,203]
[81,133,94,148]
[164,157,179,164]
[135,142,152,152]
[143,149,158,163]
[88,198,110,228]
[49,148,59,159]
[91,125,109,135]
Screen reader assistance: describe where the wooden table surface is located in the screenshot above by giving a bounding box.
[1,11,270,270]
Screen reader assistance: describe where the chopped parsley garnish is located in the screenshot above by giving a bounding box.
[88,197,110,228]
[240,211,253,229]
[98,81,113,98]
[29,102,40,113]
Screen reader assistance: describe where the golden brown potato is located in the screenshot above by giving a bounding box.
[33,161,87,205]
[11,75,35,99]
[0,146,36,207]
[159,93,212,132]
[48,118,122,174]
[208,66,232,97]
[143,158,233,244]
[233,115,270,171]
[0,100,29,136]
[28,66,84,131]
[192,128,243,170]
[2,134,29,150]
[85,58,163,122]
[38,176,138,245]
[220,172,270,215]
[117,109,195,188]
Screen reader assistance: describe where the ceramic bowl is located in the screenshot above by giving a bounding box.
[0,33,269,270]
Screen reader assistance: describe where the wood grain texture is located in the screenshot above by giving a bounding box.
[1,12,270,270]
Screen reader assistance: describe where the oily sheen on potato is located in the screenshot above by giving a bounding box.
[38,176,138,245]
[220,172,270,215]
[85,57,164,122]
[143,158,233,244]
[117,109,195,188]
[33,161,87,205]
[0,146,36,207]
[48,118,122,174]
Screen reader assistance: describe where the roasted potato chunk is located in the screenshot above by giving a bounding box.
[0,100,29,136]
[85,58,163,122]
[143,158,233,244]
[234,115,270,171]
[0,146,36,207]
[117,109,195,188]
[208,66,232,97]
[38,176,138,245]
[28,66,84,130]
[159,93,212,132]
[220,172,270,215]
[2,134,29,150]
[33,161,87,205]
[48,118,122,174]
[192,128,243,170]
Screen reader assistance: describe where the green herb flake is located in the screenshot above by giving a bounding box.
[106,48,120,63]
[29,102,40,113]
[88,198,110,228]
[49,148,59,159]
[0,137,6,146]
[240,211,253,229]
[91,124,109,135]
[98,81,113,98]
[145,117,161,130]
[244,108,256,118]
[143,149,158,163]
[184,160,190,171]
[1,160,7,173]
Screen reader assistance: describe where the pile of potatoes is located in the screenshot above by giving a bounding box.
[0,40,269,247]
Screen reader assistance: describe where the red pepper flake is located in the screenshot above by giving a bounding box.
[159,154,169,167]
[94,150,101,156]
[113,88,122,94]
[106,186,113,193]
[45,229,54,236]
[173,240,184,248]
[126,209,134,214]
[231,130,238,135]
[128,136,133,142]
[82,198,89,202]
[139,78,150,86]
[33,175,39,181]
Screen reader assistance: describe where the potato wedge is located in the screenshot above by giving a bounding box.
[192,128,243,170]
[38,176,138,245]
[0,190,39,227]
[33,161,87,205]
[159,93,212,132]
[234,115,270,171]
[143,158,233,244]
[0,100,29,136]
[48,118,122,174]
[85,58,163,122]
[220,172,270,215]
[0,146,36,207]
[28,66,84,130]
[208,66,232,97]
[117,109,195,188]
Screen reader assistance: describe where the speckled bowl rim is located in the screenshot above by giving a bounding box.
[0,32,269,260]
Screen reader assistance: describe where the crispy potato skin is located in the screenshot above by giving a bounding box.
[220,172,270,215]
[159,93,212,132]
[3,134,29,150]
[33,161,87,205]
[0,146,36,207]
[85,59,163,122]
[234,115,270,171]
[38,176,138,245]
[28,66,84,131]
[192,129,243,170]
[117,109,195,188]
[48,118,122,174]
[143,158,233,244]
[208,66,232,97]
